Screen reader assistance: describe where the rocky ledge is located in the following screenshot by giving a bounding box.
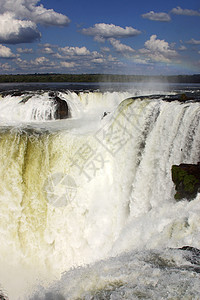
[49,91,70,119]
[15,90,70,120]
[171,163,200,201]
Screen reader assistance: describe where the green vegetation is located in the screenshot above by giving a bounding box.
[171,164,200,201]
[0,73,200,83]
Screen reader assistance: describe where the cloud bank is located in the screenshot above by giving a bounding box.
[0,3,198,74]
[34,44,123,72]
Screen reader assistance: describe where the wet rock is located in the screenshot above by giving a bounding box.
[126,93,199,103]
[171,163,200,201]
[178,246,200,272]
[1,90,26,98]
[164,93,196,102]
[49,92,70,119]
[179,246,200,257]
[19,94,33,103]
[11,91,25,97]
[101,111,110,119]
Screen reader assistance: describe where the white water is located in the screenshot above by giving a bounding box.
[0,88,200,299]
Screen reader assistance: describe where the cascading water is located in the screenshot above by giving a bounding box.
[0,86,200,299]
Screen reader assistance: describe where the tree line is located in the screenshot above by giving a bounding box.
[0,73,199,83]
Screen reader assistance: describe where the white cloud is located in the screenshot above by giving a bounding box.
[101,47,110,52]
[15,57,28,66]
[29,4,70,26]
[60,46,91,56]
[109,38,135,54]
[61,61,76,68]
[58,52,122,72]
[81,23,141,42]
[17,47,33,53]
[16,56,57,70]
[142,11,171,22]
[0,12,41,44]
[41,47,55,55]
[33,56,49,65]
[0,0,70,26]
[39,43,58,55]
[91,58,105,64]
[55,45,107,67]
[132,56,149,65]
[48,43,123,72]
[145,35,176,54]
[0,44,15,58]
[94,35,106,43]
[40,43,58,48]
[186,38,200,45]
[140,35,178,63]
[107,54,118,62]
[171,7,200,16]
[54,53,64,59]
[178,45,187,51]
[0,41,126,73]
[0,62,13,71]
[0,0,70,43]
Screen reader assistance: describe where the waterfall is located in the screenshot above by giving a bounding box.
[0,89,200,299]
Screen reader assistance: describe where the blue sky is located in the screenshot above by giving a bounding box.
[0,0,199,75]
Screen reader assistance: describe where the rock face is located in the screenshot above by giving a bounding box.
[171,163,200,201]
[17,91,70,120]
[49,92,70,119]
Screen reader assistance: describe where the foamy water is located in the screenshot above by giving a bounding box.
[0,86,199,299]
